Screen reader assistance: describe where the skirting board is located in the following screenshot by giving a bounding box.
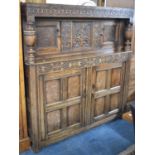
[19,137,30,152]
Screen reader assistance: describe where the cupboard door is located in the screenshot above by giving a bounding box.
[38,69,86,141]
[91,63,125,123]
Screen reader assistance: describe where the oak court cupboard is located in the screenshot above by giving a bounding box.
[21,3,134,152]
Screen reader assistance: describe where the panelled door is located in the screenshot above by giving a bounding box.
[90,62,125,123]
[37,62,126,144]
[38,68,86,141]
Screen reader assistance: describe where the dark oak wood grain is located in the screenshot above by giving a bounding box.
[21,3,134,152]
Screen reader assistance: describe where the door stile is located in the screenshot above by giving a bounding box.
[61,78,67,128]
[90,67,97,124]
[85,67,93,125]
[81,68,86,126]
[38,75,46,141]
[118,62,126,115]
[122,60,131,113]
[105,69,112,114]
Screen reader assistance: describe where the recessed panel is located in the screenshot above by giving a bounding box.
[47,110,61,132]
[68,76,80,98]
[36,26,57,48]
[61,21,72,51]
[93,22,104,48]
[45,80,60,103]
[67,104,80,126]
[103,23,116,42]
[110,93,120,111]
[94,97,105,117]
[96,70,107,91]
[111,68,121,87]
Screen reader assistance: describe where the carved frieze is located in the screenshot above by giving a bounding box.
[23,4,134,21]
[37,52,132,74]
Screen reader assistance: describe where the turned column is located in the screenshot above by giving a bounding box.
[24,22,36,64]
[125,23,133,51]
[122,23,133,113]
[24,20,40,152]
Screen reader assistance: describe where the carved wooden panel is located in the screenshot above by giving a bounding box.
[72,22,92,50]
[61,20,117,52]
[61,21,93,52]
